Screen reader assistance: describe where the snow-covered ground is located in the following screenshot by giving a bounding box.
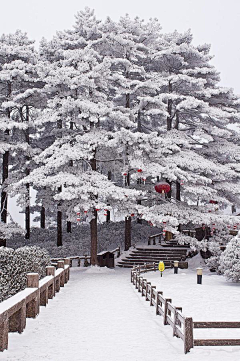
[145,254,240,340]
[1,258,240,361]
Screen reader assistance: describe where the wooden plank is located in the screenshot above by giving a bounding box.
[168,303,175,313]
[164,299,172,325]
[176,311,185,324]
[184,317,194,353]
[157,305,164,316]
[159,294,165,304]
[167,315,174,328]
[152,288,157,297]
[194,339,240,346]
[194,321,240,329]
[175,326,184,341]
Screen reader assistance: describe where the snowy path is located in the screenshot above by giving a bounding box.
[1,267,240,361]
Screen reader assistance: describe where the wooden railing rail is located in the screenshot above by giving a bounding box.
[148,233,162,245]
[131,263,240,353]
[51,255,90,267]
[111,247,121,257]
[51,247,120,267]
[0,258,70,352]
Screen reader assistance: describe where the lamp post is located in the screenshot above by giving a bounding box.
[174,260,179,274]
[197,268,203,284]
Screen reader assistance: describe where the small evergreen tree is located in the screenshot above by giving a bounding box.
[219,231,240,282]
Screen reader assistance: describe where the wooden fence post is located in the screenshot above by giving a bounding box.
[138,277,143,292]
[0,312,8,351]
[146,282,151,301]
[132,271,136,285]
[26,273,40,318]
[8,300,26,334]
[135,275,139,289]
[40,288,48,307]
[150,286,156,306]
[184,317,194,353]
[156,291,163,315]
[142,279,146,296]
[64,258,71,282]
[46,266,55,298]
[57,261,65,287]
[163,298,172,325]
[57,260,64,269]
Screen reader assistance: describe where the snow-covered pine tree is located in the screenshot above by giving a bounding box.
[219,231,240,282]
[0,30,43,239]
[17,9,141,263]
[206,226,233,273]
[100,15,166,249]
[118,28,240,238]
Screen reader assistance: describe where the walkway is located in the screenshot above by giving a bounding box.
[0,267,238,361]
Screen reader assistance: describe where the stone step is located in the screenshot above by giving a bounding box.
[117,261,172,268]
[130,251,186,256]
[118,245,188,268]
[135,248,188,252]
[122,256,182,262]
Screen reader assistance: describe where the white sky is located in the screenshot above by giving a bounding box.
[0,0,240,93]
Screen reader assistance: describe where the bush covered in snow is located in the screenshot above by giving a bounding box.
[219,231,240,282]
[0,246,50,302]
[6,221,162,258]
[206,228,233,273]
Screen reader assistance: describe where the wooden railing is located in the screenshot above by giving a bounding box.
[148,234,162,245]
[131,263,240,353]
[0,259,70,352]
[51,247,120,267]
[51,255,90,267]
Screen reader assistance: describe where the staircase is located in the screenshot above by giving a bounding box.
[117,246,189,268]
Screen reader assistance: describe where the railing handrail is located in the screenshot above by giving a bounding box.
[131,264,240,353]
[51,247,121,267]
[0,259,70,352]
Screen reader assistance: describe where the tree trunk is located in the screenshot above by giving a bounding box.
[90,209,98,265]
[175,110,180,130]
[56,118,63,246]
[1,90,11,223]
[25,165,30,239]
[137,200,142,224]
[40,206,45,229]
[125,216,131,251]
[25,106,30,240]
[124,78,132,250]
[176,181,181,231]
[106,170,111,222]
[1,149,9,223]
[57,208,62,247]
[90,154,98,265]
[137,110,142,132]
[167,81,173,131]
[176,181,181,201]
[67,221,72,233]
[67,121,74,232]
[166,180,172,199]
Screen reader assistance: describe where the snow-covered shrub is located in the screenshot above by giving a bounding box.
[7,221,162,258]
[206,228,233,273]
[0,246,50,302]
[0,221,24,240]
[219,231,240,282]
[174,233,208,252]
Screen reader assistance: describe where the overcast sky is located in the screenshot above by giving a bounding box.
[1,0,240,93]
